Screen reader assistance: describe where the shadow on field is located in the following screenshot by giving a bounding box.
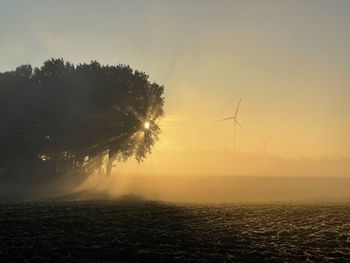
[7,196,350,263]
[0,200,206,261]
[2,197,350,262]
[0,195,274,262]
[0,199,190,262]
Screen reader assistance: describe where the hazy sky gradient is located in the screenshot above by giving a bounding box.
[1,0,350,158]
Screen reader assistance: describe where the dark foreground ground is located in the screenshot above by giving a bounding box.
[1,199,350,262]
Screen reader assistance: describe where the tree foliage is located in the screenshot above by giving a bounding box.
[0,58,164,178]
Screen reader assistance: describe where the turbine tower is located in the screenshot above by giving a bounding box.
[215,98,247,152]
[256,134,277,154]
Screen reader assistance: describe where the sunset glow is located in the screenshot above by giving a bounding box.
[144,121,150,130]
[1,1,350,261]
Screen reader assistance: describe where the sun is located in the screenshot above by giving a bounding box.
[144,121,150,130]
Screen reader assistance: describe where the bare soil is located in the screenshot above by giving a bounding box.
[1,199,350,262]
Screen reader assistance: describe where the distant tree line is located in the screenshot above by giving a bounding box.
[0,58,164,179]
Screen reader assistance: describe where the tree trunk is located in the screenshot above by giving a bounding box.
[106,153,116,177]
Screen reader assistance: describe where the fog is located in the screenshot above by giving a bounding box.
[71,173,350,203]
[116,150,350,178]
[1,150,350,203]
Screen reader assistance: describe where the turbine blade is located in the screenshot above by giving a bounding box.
[213,116,234,122]
[267,134,278,141]
[255,133,264,141]
[236,120,248,135]
[234,98,242,118]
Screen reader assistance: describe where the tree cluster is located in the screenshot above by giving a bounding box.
[0,59,164,179]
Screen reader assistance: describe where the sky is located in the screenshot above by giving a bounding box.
[1,0,350,160]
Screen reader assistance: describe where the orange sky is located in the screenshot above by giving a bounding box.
[1,1,350,161]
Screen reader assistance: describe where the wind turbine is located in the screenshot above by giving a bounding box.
[256,134,278,154]
[215,98,247,152]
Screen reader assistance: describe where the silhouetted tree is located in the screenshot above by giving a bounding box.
[0,58,164,180]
